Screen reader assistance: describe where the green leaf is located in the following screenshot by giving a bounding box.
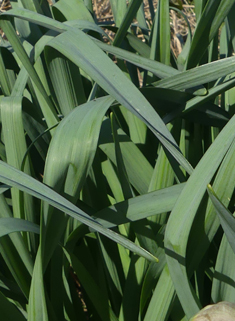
[0,218,39,237]
[0,290,26,321]
[155,55,235,91]
[186,0,235,68]
[165,113,235,318]
[46,48,87,116]
[211,235,235,303]
[119,254,146,321]
[99,119,153,195]
[1,9,191,174]
[28,250,48,321]
[150,0,170,65]
[144,265,174,321]
[0,161,158,263]
[207,184,235,256]
[43,96,114,198]
[113,0,143,47]
[45,29,192,175]
[52,0,93,22]
[109,0,127,27]
[95,183,185,228]
[40,96,115,266]
[93,38,178,80]
[0,18,58,128]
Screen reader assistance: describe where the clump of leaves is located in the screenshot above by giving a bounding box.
[0,0,235,321]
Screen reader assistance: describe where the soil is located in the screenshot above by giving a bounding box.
[93,0,195,56]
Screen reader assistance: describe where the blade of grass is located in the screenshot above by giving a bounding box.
[110,112,133,200]
[46,48,87,116]
[0,45,17,96]
[150,0,170,65]
[0,290,26,321]
[186,0,234,68]
[99,119,153,195]
[113,0,143,47]
[187,136,235,273]
[95,183,185,228]
[207,184,235,256]
[0,218,39,237]
[154,55,235,91]
[101,159,125,203]
[0,9,192,175]
[165,115,235,318]
[0,18,58,128]
[109,0,127,27]
[0,192,33,298]
[0,161,158,263]
[52,0,93,22]
[46,29,192,175]
[27,250,48,321]
[119,254,146,321]
[144,264,175,321]
[97,234,125,317]
[211,235,235,303]
[92,37,179,78]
